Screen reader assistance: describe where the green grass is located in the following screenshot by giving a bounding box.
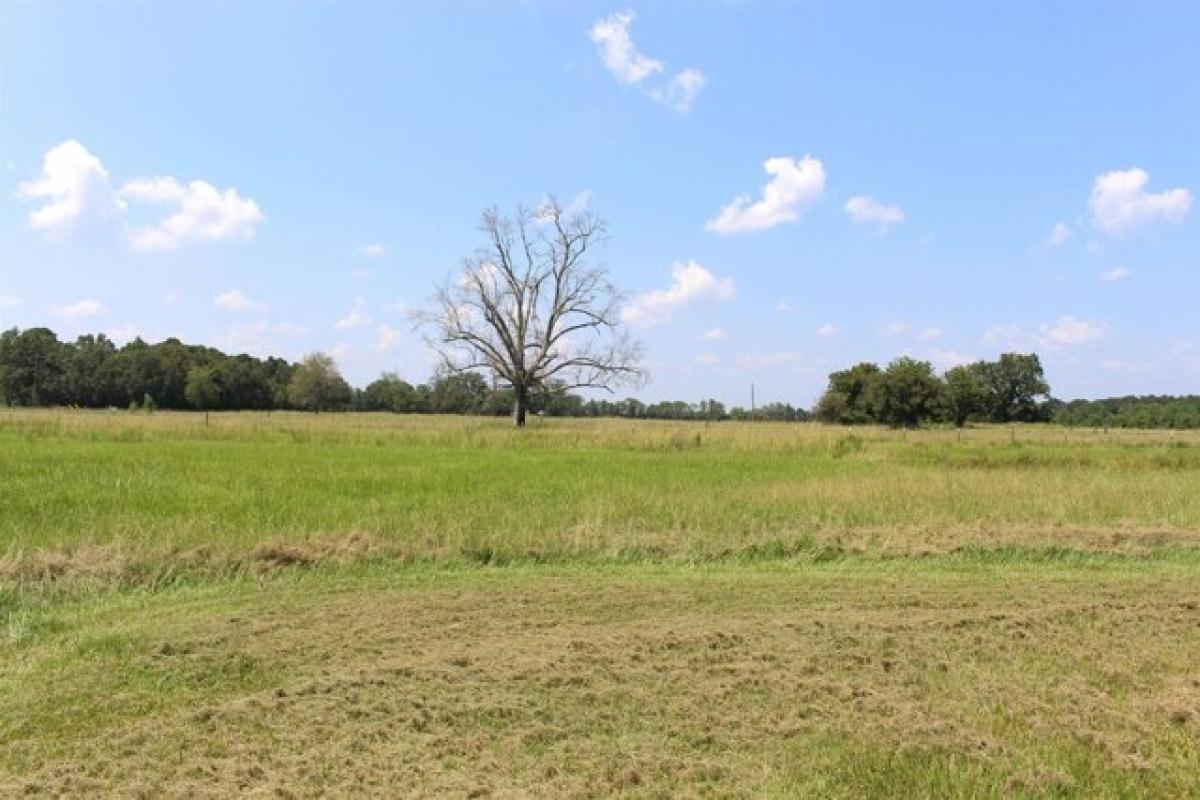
[2,410,1199,796]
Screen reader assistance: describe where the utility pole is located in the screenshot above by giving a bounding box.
[750,383,756,418]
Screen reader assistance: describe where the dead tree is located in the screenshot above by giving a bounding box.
[420,200,643,426]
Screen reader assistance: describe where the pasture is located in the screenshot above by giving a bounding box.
[3,410,1199,796]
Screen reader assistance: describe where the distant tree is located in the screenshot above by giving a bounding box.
[288,353,352,411]
[429,372,490,414]
[0,327,69,406]
[361,372,418,412]
[977,353,1050,422]
[67,334,118,407]
[815,362,881,423]
[864,357,944,428]
[421,201,642,427]
[943,364,987,427]
[185,365,222,410]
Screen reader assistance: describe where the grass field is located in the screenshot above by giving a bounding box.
[3,410,1199,796]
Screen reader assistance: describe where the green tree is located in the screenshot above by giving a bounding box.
[977,353,1050,422]
[287,352,352,411]
[943,364,987,427]
[0,327,69,406]
[185,365,222,410]
[865,357,944,428]
[815,362,881,423]
[361,372,418,412]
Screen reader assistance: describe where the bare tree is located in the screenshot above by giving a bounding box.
[420,200,643,426]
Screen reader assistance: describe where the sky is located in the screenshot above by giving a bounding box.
[1,1,1198,406]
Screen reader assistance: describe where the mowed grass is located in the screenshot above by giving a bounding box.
[3,410,1200,796]
[4,561,1200,797]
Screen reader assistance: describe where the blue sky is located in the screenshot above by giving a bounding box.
[1,1,1197,405]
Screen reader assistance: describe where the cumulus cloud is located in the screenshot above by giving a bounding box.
[215,319,307,356]
[17,140,263,251]
[1090,167,1191,236]
[700,327,726,341]
[359,243,388,259]
[706,156,825,234]
[621,260,733,329]
[588,10,704,112]
[915,327,943,341]
[1038,315,1105,348]
[589,10,663,84]
[121,177,263,252]
[648,68,706,112]
[693,352,720,366]
[214,289,263,312]
[335,297,372,330]
[932,349,976,370]
[51,298,103,319]
[103,323,140,345]
[1101,266,1132,282]
[374,324,404,352]
[1048,221,1072,246]
[814,323,837,338]
[983,322,1022,344]
[0,295,20,308]
[17,140,124,237]
[883,320,908,336]
[844,196,905,230]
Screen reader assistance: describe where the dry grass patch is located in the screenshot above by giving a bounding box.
[3,564,1199,797]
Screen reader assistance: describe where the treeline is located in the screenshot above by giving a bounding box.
[0,327,805,419]
[1048,396,1200,429]
[4,328,1197,427]
[814,354,1052,427]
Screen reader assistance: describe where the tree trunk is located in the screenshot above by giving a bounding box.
[512,387,528,428]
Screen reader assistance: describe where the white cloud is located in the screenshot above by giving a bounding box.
[359,243,388,259]
[121,177,263,252]
[648,68,706,112]
[1038,315,1105,348]
[915,327,943,341]
[0,295,20,308]
[374,324,404,352]
[844,196,905,230]
[932,349,976,370]
[103,323,139,345]
[1048,221,1072,246]
[17,140,123,237]
[329,342,354,360]
[163,290,179,305]
[983,322,1022,344]
[738,351,801,370]
[588,11,705,112]
[814,323,838,338]
[693,352,720,366]
[621,260,733,329]
[1101,266,1132,282]
[700,326,726,341]
[589,10,663,84]
[706,156,825,234]
[1090,167,1191,236]
[335,297,372,330]
[883,320,908,336]
[17,141,263,251]
[775,300,793,314]
[51,298,103,319]
[214,289,263,312]
[215,319,307,356]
